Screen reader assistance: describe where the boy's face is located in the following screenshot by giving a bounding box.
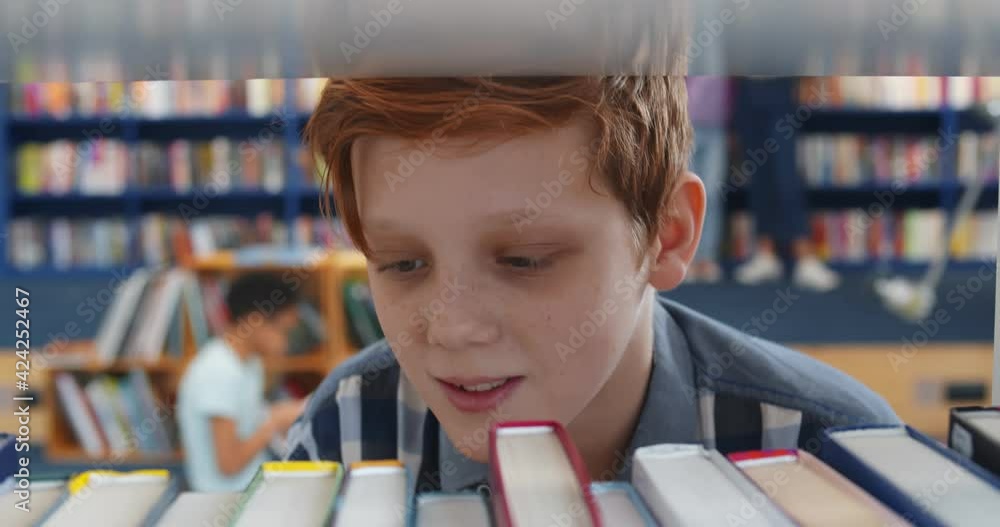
[355,122,657,463]
[253,306,300,358]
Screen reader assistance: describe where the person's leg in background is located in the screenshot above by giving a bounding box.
[689,125,726,283]
[734,78,785,285]
[734,77,840,291]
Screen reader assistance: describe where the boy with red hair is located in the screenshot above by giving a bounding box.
[285,77,898,495]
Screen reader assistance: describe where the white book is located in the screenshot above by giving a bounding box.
[53,373,105,456]
[83,379,129,455]
[41,471,176,527]
[0,479,65,527]
[333,463,409,527]
[632,444,795,527]
[155,491,240,526]
[948,77,976,108]
[591,483,654,527]
[414,493,491,527]
[828,427,1000,526]
[233,462,343,527]
[94,269,153,364]
[134,270,189,361]
[492,424,596,527]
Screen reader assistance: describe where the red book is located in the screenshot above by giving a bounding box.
[489,421,602,527]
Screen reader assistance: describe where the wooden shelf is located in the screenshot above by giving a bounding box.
[45,444,184,464]
[44,358,183,374]
[38,249,373,464]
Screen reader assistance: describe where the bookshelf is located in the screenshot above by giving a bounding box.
[727,76,999,272]
[40,249,370,463]
[0,79,333,274]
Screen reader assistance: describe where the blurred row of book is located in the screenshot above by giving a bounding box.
[13,139,323,196]
[10,78,327,118]
[798,76,1000,109]
[798,133,999,186]
[729,210,998,263]
[8,214,353,270]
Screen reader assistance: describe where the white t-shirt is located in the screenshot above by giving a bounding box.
[177,338,268,491]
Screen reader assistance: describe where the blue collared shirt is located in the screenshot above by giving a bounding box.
[285,293,899,493]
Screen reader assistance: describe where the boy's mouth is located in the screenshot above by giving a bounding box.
[436,375,524,414]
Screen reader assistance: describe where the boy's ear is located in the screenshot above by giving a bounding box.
[647,171,706,291]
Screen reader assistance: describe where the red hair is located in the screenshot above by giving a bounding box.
[304,76,692,254]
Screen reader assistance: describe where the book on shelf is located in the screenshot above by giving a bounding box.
[134,139,287,194]
[9,78,315,118]
[797,135,944,187]
[287,300,328,356]
[729,448,909,526]
[798,76,1000,109]
[37,469,178,527]
[949,406,1000,478]
[728,209,997,266]
[294,216,356,249]
[820,425,1000,527]
[229,460,344,527]
[631,443,794,527]
[94,268,202,364]
[343,279,383,349]
[8,217,130,270]
[332,460,409,526]
[589,481,657,527]
[0,478,65,527]
[489,421,601,527]
[54,370,177,458]
[413,492,492,527]
[15,140,130,196]
[154,491,241,527]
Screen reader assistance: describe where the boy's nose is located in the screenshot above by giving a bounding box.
[426,313,500,351]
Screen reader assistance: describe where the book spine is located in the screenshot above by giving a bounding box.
[820,425,947,527]
[949,407,1000,478]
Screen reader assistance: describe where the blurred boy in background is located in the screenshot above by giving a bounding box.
[177,271,307,491]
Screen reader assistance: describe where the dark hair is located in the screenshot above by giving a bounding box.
[225,271,299,323]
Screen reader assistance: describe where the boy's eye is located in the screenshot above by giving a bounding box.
[379,259,427,274]
[498,256,550,271]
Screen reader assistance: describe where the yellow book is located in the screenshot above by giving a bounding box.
[230,460,344,527]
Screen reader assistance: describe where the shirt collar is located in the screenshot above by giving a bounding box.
[438,296,700,491]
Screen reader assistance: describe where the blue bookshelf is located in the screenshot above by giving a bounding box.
[0,80,328,276]
[728,78,997,274]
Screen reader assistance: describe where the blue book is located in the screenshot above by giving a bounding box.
[820,424,1000,527]
[409,491,491,527]
[0,433,15,483]
[590,482,656,527]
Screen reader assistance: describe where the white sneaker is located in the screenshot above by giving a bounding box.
[793,257,841,292]
[734,252,783,285]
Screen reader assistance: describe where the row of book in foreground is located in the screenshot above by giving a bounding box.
[4,406,1000,526]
